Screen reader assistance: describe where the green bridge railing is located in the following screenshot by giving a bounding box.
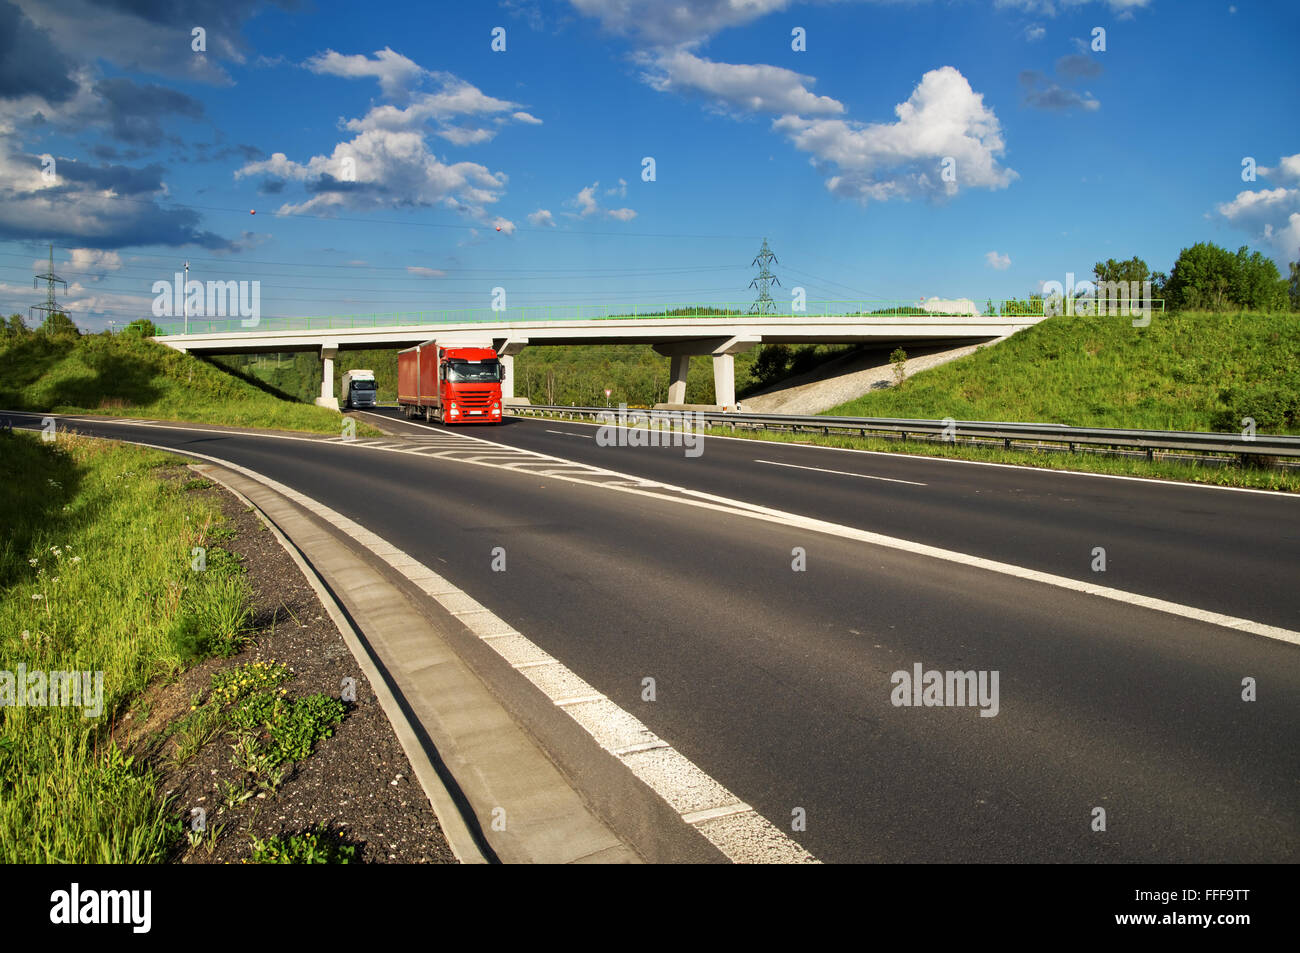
[153,298,1163,336]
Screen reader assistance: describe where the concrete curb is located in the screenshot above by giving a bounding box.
[191,464,489,864]
[189,462,642,864]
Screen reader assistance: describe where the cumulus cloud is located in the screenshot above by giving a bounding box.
[67,248,122,275]
[1024,24,1046,41]
[606,207,637,221]
[527,208,555,226]
[93,77,204,146]
[773,66,1017,205]
[407,266,446,277]
[491,216,517,234]
[332,69,538,146]
[1258,153,1300,183]
[642,50,844,116]
[985,251,1012,270]
[236,130,510,219]
[1216,181,1300,267]
[306,47,424,100]
[0,1,78,102]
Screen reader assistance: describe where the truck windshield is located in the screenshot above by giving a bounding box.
[350,380,376,390]
[446,360,502,383]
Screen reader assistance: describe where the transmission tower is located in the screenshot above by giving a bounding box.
[748,238,780,314]
[30,243,68,328]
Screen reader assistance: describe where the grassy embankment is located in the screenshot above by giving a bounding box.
[0,332,383,435]
[0,431,247,861]
[528,311,1300,491]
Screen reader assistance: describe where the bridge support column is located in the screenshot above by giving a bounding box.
[493,336,528,404]
[315,345,339,410]
[712,353,735,409]
[668,354,690,404]
[499,353,514,401]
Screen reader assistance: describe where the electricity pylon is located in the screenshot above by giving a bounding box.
[749,238,780,314]
[30,243,68,327]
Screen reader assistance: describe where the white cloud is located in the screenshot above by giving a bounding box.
[527,208,555,226]
[985,250,1012,270]
[236,129,509,218]
[1258,153,1300,183]
[565,181,637,221]
[1025,24,1046,41]
[642,50,844,116]
[68,248,123,275]
[773,66,1016,205]
[605,178,627,197]
[573,182,600,216]
[407,266,446,277]
[306,47,425,100]
[1215,185,1300,265]
[492,216,517,234]
[512,111,543,124]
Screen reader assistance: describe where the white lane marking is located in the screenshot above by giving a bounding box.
[25,413,1300,645]
[755,458,927,486]
[351,419,1300,647]
[90,435,817,865]
[545,429,594,438]
[505,413,1300,500]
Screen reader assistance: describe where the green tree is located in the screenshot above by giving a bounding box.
[1093,256,1151,288]
[122,318,158,337]
[2,313,31,341]
[1164,241,1288,311]
[38,311,80,338]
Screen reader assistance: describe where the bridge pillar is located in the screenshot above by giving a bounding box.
[499,354,514,401]
[667,354,690,404]
[493,337,529,403]
[315,345,339,410]
[712,353,735,409]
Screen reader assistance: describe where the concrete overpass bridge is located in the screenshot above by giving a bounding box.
[155,306,1046,410]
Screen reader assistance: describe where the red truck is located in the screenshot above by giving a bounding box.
[397,340,505,424]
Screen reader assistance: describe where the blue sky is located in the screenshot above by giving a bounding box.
[2,0,1298,329]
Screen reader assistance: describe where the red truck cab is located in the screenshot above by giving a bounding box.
[398,341,505,424]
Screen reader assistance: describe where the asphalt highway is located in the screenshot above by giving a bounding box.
[10,409,1298,862]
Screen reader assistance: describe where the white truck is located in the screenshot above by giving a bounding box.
[341,369,378,410]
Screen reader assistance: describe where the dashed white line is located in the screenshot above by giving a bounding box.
[755,458,928,486]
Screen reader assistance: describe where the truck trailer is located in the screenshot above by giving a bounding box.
[397,340,505,424]
[341,369,378,410]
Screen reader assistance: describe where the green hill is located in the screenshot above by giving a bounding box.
[826,311,1300,434]
[0,332,360,434]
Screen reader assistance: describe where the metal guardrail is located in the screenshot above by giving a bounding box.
[513,405,1300,460]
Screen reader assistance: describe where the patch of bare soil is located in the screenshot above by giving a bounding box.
[119,469,456,864]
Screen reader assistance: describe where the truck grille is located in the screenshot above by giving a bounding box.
[457,388,495,408]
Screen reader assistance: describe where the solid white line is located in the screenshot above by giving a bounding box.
[755,458,927,486]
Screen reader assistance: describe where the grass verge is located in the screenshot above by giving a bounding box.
[0,429,252,862]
